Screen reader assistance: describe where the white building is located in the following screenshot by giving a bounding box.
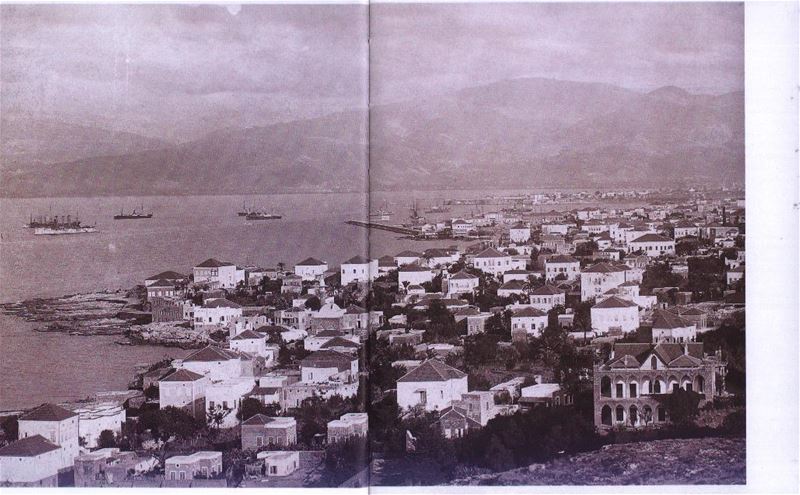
[472,247,513,276]
[194,298,243,328]
[544,255,580,281]
[70,402,126,449]
[300,350,359,384]
[398,265,435,287]
[541,223,571,235]
[0,435,62,486]
[651,309,697,343]
[397,359,468,412]
[206,378,257,428]
[451,219,474,236]
[580,262,631,302]
[509,223,531,243]
[179,346,249,381]
[258,451,300,477]
[159,369,210,420]
[394,250,423,267]
[193,258,244,289]
[17,404,79,471]
[229,329,271,359]
[629,233,676,257]
[590,296,640,335]
[727,266,745,286]
[510,307,548,337]
[446,270,480,296]
[340,256,378,285]
[294,257,328,281]
[165,451,222,481]
[529,285,565,312]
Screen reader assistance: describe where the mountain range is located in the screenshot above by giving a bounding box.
[0,78,743,197]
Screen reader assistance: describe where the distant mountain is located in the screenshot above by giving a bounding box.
[1,111,367,197]
[369,78,744,190]
[0,78,743,197]
[1,115,170,169]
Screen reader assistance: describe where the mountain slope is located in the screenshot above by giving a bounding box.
[1,111,368,197]
[369,78,743,189]
[0,78,743,197]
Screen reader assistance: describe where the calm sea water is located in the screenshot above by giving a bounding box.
[0,190,635,409]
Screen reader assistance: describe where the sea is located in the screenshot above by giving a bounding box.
[0,190,634,410]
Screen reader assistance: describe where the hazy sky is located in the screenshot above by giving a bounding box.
[1,3,743,141]
[1,4,369,142]
[370,2,744,103]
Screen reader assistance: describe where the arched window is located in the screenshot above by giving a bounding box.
[650,356,658,369]
[695,375,705,393]
[629,381,638,398]
[653,380,662,394]
[615,405,625,423]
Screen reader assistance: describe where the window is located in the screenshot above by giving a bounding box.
[629,383,637,398]
[615,383,624,398]
[657,407,666,422]
[615,406,625,422]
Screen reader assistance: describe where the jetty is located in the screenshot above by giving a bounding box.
[345,220,419,236]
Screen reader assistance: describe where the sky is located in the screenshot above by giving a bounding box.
[1,3,743,141]
[370,2,744,104]
[0,4,369,143]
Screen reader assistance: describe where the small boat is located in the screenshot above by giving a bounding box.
[113,205,152,220]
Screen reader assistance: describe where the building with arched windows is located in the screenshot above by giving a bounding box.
[593,342,726,430]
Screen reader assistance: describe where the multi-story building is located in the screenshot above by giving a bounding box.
[593,343,726,430]
[193,258,244,289]
[544,255,580,282]
[580,262,631,301]
[17,403,80,471]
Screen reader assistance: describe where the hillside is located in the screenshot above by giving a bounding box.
[0,78,743,197]
[370,78,744,190]
[449,437,745,485]
[1,111,368,197]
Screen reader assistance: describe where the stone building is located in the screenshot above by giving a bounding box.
[593,342,726,430]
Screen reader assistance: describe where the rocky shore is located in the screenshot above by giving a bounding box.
[126,322,211,349]
[0,289,149,336]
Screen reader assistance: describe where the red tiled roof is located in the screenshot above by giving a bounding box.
[19,403,77,422]
[593,296,638,309]
[0,435,60,457]
[450,270,478,280]
[296,257,326,266]
[161,369,206,382]
[512,307,547,317]
[583,262,627,273]
[631,233,673,243]
[195,258,234,268]
[231,329,264,341]
[202,298,242,309]
[474,247,507,259]
[652,309,694,329]
[397,359,466,383]
[146,270,185,281]
[530,285,563,296]
[546,255,579,264]
[183,346,242,362]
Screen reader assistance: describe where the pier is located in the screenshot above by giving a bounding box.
[345,220,419,236]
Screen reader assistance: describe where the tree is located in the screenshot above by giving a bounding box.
[236,398,280,421]
[97,429,117,449]
[656,388,702,427]
[305,295,322,311]
[206,404,232,433]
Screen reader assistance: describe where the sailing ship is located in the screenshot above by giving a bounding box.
[113,205,152,220]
